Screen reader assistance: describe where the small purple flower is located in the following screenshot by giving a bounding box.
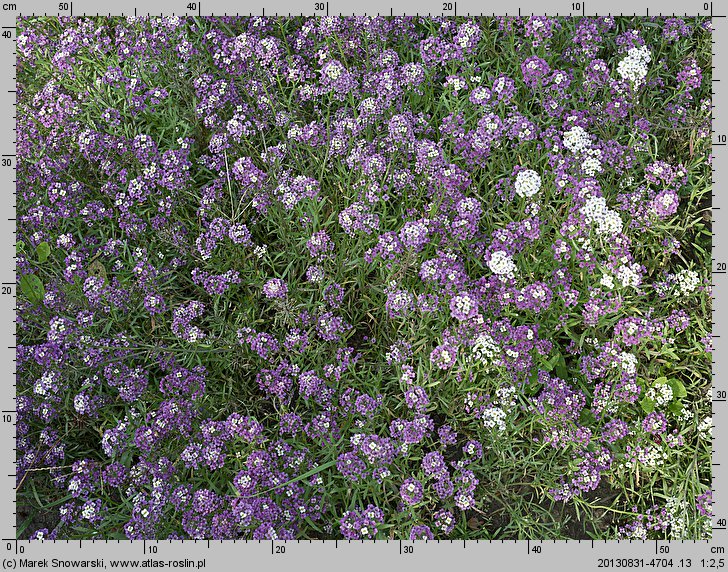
[233,470,257,496]
[80,499,103,523]
[306,265,325,283]
[433,509,456,535]
[143,293,166,315]
[438,424,458,446]
[515,282,553,313]
[324,283,345,308]
[339,504,383,540]
[232,156,267,188]
[696,490,713,517]
[399,219,430,251]
[430,343,457,370]
[262,278,288,299]
[677,58,702,90]
[228,223,252,245]
[462,440,483,460]
[521,55,551,89]
[433,477,454,500]
[651,189,679,219]
[422,451,447,478]
[337,451,367,482]
[307,230,334,260]
[449,292,479,321]
[29,528,50,541]
[469,86,493,106]
[404,386,429,412]
[409,525,434,540]
[400,478,424,505]
[385,284,414,318]
[601,418,629,444]
[316,311,351,342]
[454,490,475,510]
[642,412,668,435]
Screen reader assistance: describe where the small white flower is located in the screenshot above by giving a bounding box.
[488,250,517,278]
[675,269,699,295]
[581,152,603,176]
[471,333,499,367]
[481,406,507,432]
[698,416,713,439]
[562,125,591,153]
[618,352,638,375]
[617,263,642,288]
[617,46,651,86]
[600,274,615,290]
[580,196,623,236]
[646,383,673,408]
[514,169,542,198]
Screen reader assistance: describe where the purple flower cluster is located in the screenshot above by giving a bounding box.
[340,505,384,540]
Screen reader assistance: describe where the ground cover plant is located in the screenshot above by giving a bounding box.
[15,15,714,540]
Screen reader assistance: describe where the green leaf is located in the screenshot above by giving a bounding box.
[19,274,44,304]
[662,347,679,360]
[525,368,541,396]
[568,456,584,472]
[555,354,568,379]
[668,400,684,415]
[36,241,50,263]
[667,378,687,399]
[540,354,556,372]
[579,409,597,426]
[640,396,655,414]
[654,376,668,386]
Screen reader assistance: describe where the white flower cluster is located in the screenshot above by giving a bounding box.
[626,445,666,470]
[600,273,615,290]
[619,176,635,189]
[618,352,638,376]
[580,149,603,176]
[514,169,542,198]
[562,125,591,153]
[675,406,694,423]
[697,416,713,439]
[645,383,673,408]
[496,385,517,410]
[675,269,699,295]
[580,196,624,237]
[616,262,642,288]
[488,250,517,278]
[665,498,689,540]
[617,46,651,86]
[479,382,517,432]
[471,333,500,369]
[444,76,468,92]
[481,405,507,432]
